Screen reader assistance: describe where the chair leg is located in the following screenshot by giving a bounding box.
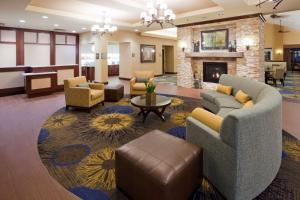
[273,79,277,87]
[281,79,284,87]
[66,105,69,111]
[102,101,104,106]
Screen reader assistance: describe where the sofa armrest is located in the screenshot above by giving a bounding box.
[130,77,136,86]
[89,83,105,90]
[186,116,233,151]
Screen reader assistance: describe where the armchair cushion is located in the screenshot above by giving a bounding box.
[89,83,105,90]
[77,83,90,88]
[191,108,223,132]
[132,83,146,91]
[91,90,104,100]
[136,77,148,83]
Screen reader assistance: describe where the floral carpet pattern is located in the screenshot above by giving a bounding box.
[38,94,300,200]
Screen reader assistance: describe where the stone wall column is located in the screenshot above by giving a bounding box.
[236,17,265,82]
[176,27,194,88]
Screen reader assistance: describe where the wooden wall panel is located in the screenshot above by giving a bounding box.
[16,29,24,65]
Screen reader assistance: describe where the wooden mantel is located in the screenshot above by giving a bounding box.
[185,52,244,58]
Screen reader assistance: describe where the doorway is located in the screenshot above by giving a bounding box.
[107,42,120,76]
[162,45,175,74]
[284,45,300,71]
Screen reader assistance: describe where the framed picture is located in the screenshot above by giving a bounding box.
[140,44,156,63]
[201,29,229,50]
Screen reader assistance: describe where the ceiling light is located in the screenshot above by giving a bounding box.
[91,15,118,36]
[81,27,87,30]
[19,19,26,23]
[134,29,139,32]
[42,16,48,19]
[54,24,59,27]
[141,0,175,28]
[72,30,76,33]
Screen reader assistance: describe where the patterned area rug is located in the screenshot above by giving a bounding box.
[276,72,300,102]
[38,94,300,200]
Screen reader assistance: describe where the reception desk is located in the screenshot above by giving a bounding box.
[23,72,57,98]
[0,64,79,97]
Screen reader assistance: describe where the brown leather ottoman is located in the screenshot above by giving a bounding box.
[104,84,124,102]
[116,130,203,200]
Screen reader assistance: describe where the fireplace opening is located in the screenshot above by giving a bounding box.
[203,62,228,83]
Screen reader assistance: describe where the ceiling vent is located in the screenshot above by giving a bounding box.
[53,28,66,32]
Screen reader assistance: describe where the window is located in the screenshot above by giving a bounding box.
[107,44,120,65]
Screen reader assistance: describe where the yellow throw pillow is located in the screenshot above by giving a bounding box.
[243,100,254,108]
[216,84,232,95]
[235,90,251,104]
[191,108,223,132]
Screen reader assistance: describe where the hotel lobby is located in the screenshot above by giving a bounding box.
[1,0,300,200]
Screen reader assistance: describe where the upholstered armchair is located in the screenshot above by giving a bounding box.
[272,67,285,87]
[130,71,155,97]
[64,76,105,110]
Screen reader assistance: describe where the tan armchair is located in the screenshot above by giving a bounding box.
[64,76,105,110]
[130,71,155,97]
[272,67,285,87]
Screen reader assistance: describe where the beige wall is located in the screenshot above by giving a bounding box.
[283,27,300,45]
[264,23,284,61]
[80,30,177,82]
[265,23,300,61]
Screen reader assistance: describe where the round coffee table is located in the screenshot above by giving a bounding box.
[130,95,172,123]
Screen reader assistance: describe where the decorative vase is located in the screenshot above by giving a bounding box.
[146,92,156,105]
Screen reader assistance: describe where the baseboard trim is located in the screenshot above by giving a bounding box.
[164,72,177,74]
[119,77,131,81]
[0,87,25,97]
[154,74,164,77]
[94,81,109,84]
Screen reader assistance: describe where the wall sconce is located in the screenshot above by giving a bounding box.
[276,49,283,55]
[180,41,187,52]
[242,38,254,51]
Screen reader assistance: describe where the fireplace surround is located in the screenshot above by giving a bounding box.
[203,62,228,83]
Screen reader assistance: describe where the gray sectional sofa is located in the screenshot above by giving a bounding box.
[186,74,282,200]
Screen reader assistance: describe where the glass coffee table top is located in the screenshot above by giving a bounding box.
[130,95,171,108]
[130,95,172,122]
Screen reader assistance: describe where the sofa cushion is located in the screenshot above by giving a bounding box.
[201,90,230,103]
[235,90,251,104]
[91,90,104,100]
[217,108,237,118]
[217,84,232,95]
[215,96,242,109]
[191,108,223,132]
[132,83,146,91]
[243,100,254,108]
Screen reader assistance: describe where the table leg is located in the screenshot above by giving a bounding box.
[153,106,168,121]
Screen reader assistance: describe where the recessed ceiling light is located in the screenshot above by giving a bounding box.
[72,30,76,33]
[134,29,139,32]
[42,16,48,19]
[81,27,87,30]
[19,19,26,23]
[54,24,59,27]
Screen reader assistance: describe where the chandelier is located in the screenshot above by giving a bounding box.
[140,0,176,28]
[91,16,117,36]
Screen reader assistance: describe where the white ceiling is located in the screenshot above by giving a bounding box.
[0,0,300,34]
[265,10,300,30]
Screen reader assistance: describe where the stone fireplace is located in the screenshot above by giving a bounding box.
[203,62,227,83]
[176,16,265,88]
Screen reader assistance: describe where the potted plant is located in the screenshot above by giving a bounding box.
[145,81,156,104]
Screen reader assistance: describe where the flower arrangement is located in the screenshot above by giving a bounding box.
[145,81,156,94]
[144,81,156,104]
